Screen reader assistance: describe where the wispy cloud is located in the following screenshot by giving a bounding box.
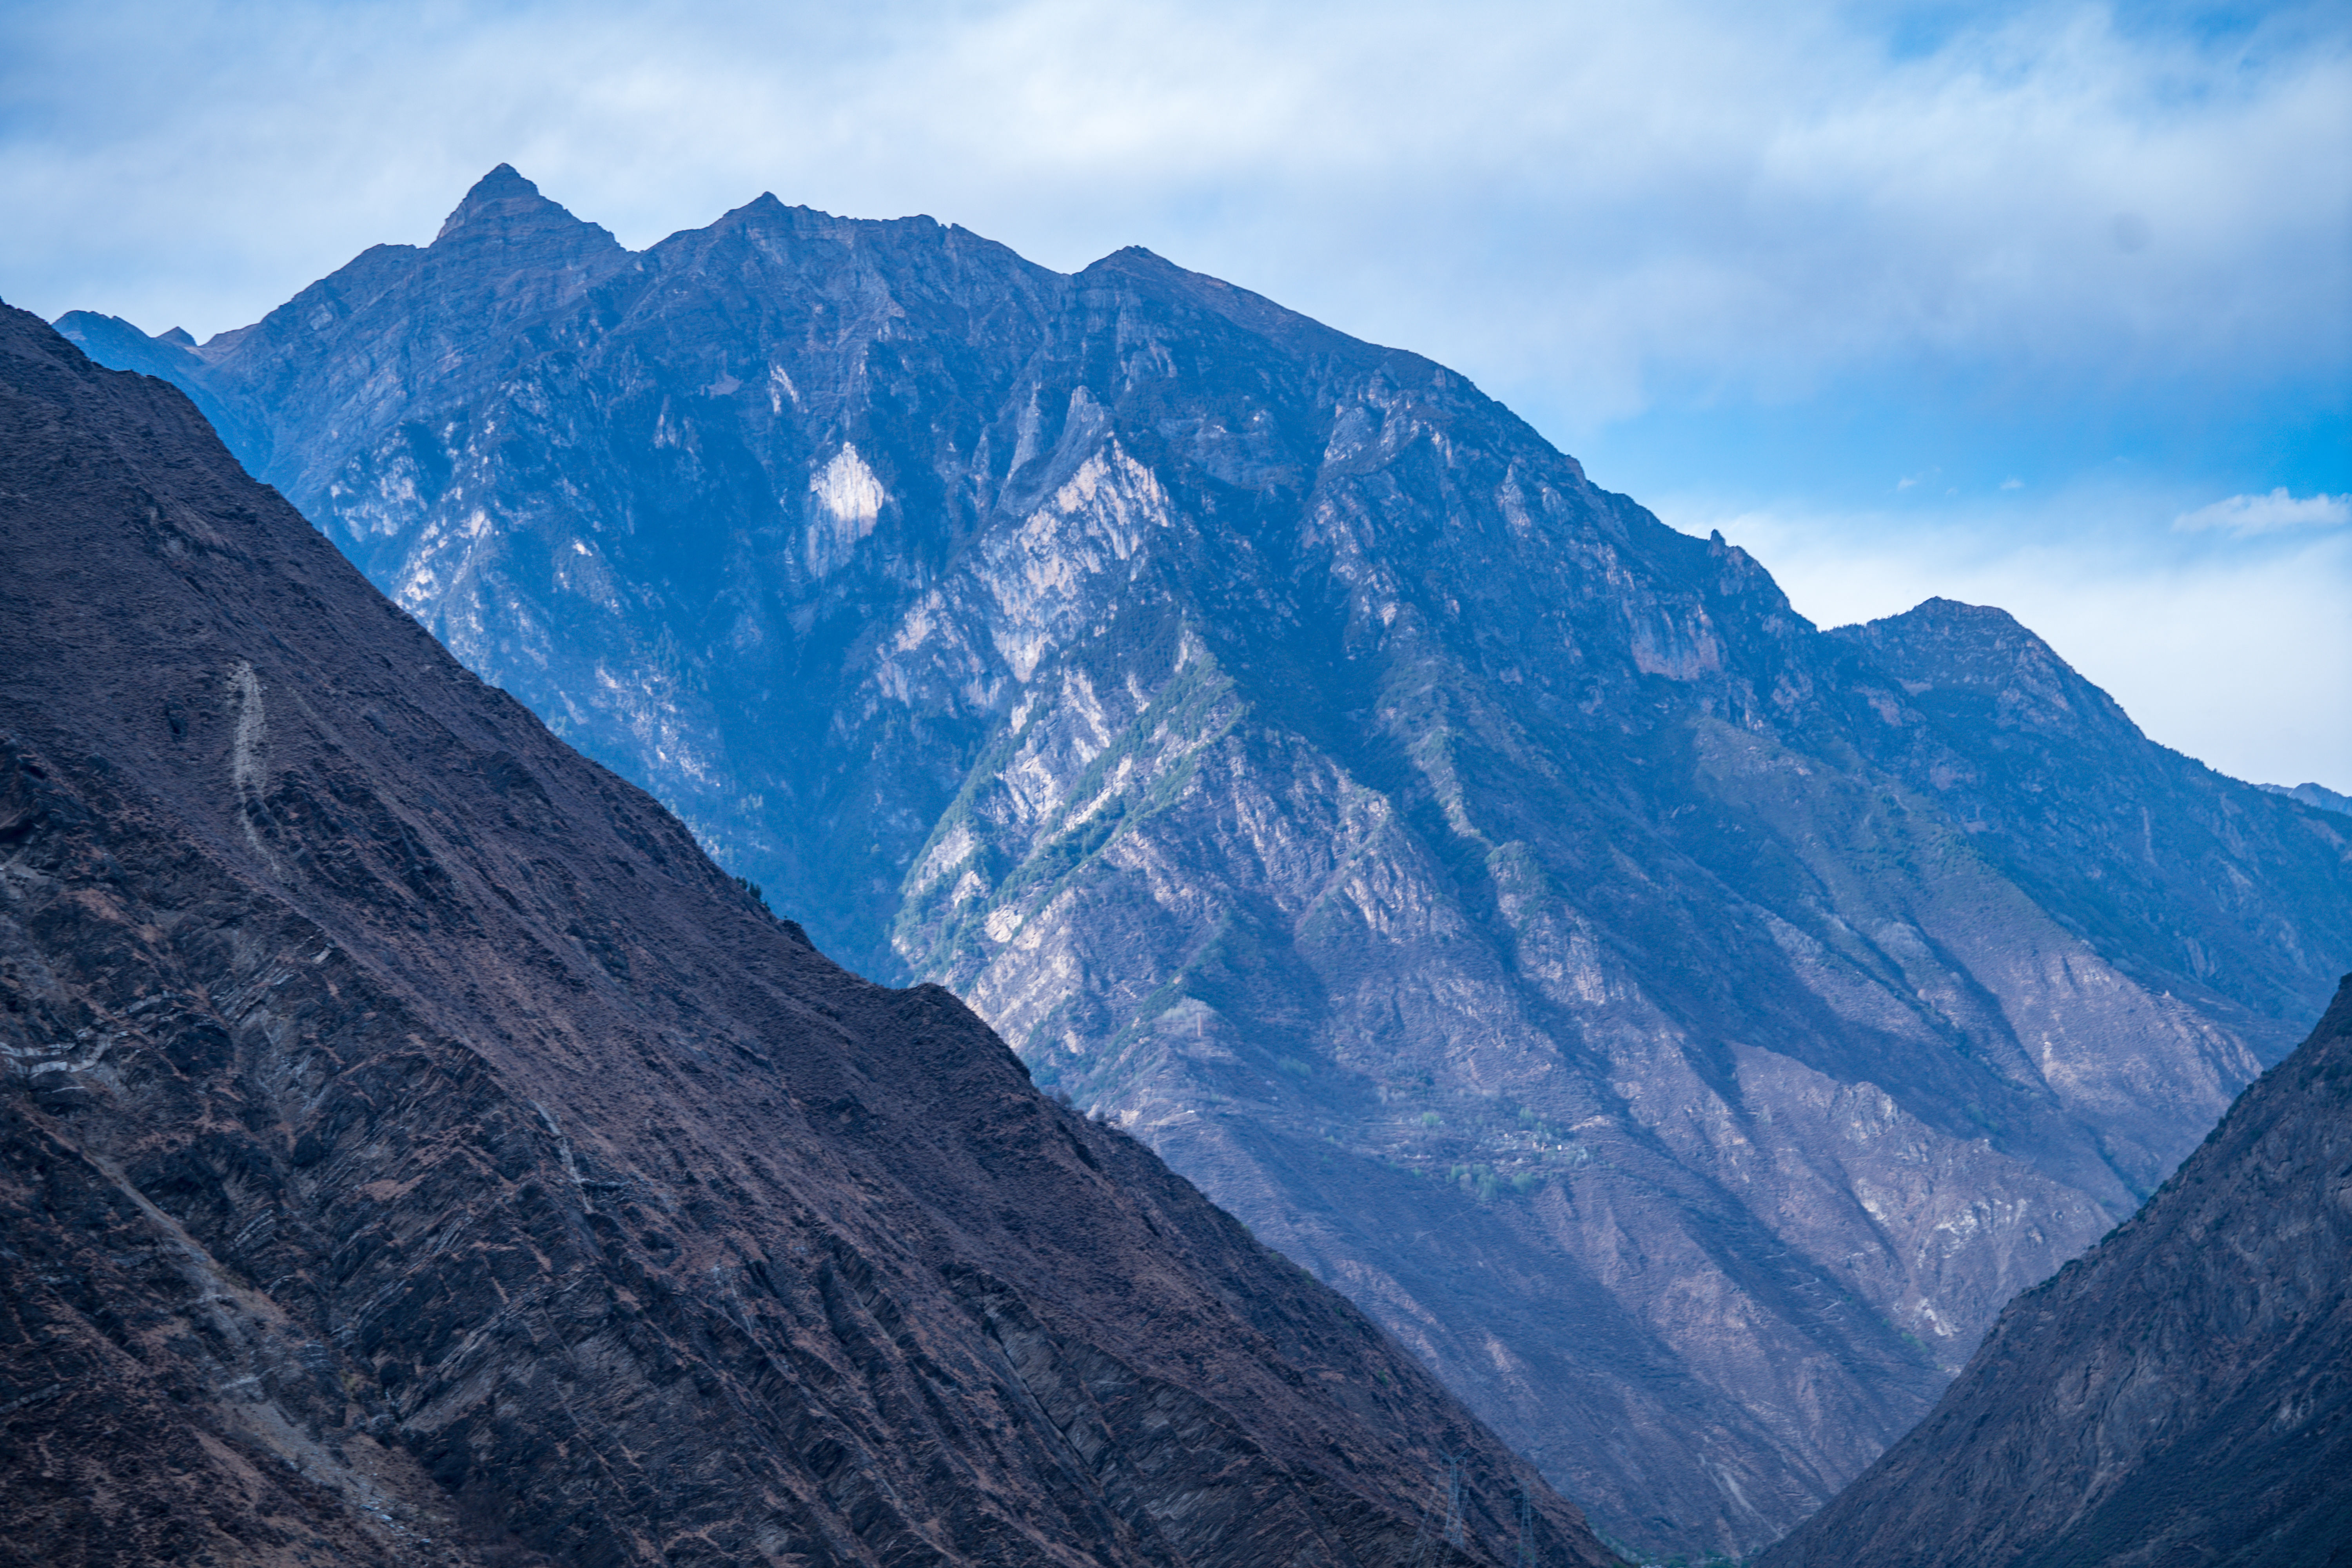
[0,0,2343,436]
[2174,488,2350,535]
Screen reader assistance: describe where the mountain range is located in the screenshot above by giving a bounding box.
[0,298,1614,1568]
[56,165,2352,1558]
[2261,782,2352,816]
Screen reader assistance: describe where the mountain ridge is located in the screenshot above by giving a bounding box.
[2260,780,2352,816]
[54,168,2352,1557]
[0,296,1615,1568]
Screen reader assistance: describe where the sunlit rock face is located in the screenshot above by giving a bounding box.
[63,165,2352,1559]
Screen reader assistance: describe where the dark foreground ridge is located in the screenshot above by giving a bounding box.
[1761,975,2352,1567]
[0,301,1617,1567]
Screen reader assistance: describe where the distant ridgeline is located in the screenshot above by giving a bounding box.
[2259,780,2352,815]
[60,167,2352,1561]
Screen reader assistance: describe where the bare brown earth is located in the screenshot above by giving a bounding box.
[0,302,1617,1568]
[1761,975,2352,1568]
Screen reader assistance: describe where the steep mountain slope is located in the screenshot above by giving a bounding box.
[59,166,2352,1557]
[0,302,1617,1568]
[1761,975,2352,1567]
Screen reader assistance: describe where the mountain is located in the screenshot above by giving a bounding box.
[1759,974,2352,1566]
[0,302,1617,1568]
[2261,781,2352,816]
[58,166,2352,1558]
[37,305,260,459]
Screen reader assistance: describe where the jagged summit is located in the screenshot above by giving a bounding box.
[702,193,978,258]
[1877,593,2025,629]
[1079,241,1396,365]
[432,162,612,247]
[1829,596,2046,656]
[1832,594,2114,718]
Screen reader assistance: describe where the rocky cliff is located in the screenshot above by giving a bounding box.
[0,302,1617,1568]
[58,166,2352,1558]
[1760,975,2352,1566]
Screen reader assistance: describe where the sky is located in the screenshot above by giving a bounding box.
[2,0,2345,786]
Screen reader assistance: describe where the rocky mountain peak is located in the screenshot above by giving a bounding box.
[1080,242,1387,367]
[2261,779,2352,815]
[1833,595,2123,730]
[715,191,792,224]
[1837,595,2053,679]
[432,163,616,252]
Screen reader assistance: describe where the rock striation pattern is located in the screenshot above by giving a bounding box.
[58,167,2352,1557]
[0,302,1616,1568]
[1760,974,2352,1567]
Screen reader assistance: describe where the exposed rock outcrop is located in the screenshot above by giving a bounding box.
[1760,975,2352,1566]
[0,301,1615,1568]
[56,168,2352,1557]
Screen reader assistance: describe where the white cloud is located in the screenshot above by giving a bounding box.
[2174,488,2350,535]
[0,0,2343,439]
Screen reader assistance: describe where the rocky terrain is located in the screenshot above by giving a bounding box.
[0,301,1617,1568]
[2261,781,2352,816]
[1761,973,2352,1566]
[59,167,2352,1558]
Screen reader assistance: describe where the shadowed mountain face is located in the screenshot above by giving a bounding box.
[1760,975,2352,1568]
[0,304,1616,1568]
[58,166,2352,1558]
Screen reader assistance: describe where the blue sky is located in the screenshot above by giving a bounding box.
[3,0,2344,785]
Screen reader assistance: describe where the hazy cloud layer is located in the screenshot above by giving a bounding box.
[2176,489,2350,535]
[2,0,2343,782]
